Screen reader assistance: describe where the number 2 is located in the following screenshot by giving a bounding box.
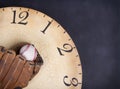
[57,43,73,56]
[11,10,29,25]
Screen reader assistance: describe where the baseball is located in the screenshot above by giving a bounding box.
[19,44,37,61]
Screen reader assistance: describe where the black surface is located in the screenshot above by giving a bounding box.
[0,0,120,89]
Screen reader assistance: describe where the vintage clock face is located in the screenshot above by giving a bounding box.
[0,7,82,89]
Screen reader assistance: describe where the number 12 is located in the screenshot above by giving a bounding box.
[11,10,29,25]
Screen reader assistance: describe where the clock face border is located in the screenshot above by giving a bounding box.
[0,7,82,89]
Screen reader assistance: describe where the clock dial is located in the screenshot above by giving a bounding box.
[0,7,82,89]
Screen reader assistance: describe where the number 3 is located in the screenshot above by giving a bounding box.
[63,75,81,87]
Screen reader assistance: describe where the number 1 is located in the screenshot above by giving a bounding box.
[41,21,52,34]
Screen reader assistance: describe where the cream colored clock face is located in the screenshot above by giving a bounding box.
[0,7,82,89]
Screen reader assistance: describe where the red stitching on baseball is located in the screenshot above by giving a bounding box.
[20,45,30,55]
[34,48,37,60]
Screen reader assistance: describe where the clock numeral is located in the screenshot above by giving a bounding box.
[63,75,81,87]
[11,10,29,25]
[41,20,52,34]
[57,43,73,56]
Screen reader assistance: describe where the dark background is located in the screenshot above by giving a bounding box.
[0,0,120,89]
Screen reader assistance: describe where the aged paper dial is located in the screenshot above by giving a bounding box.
[0,7,82,89]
